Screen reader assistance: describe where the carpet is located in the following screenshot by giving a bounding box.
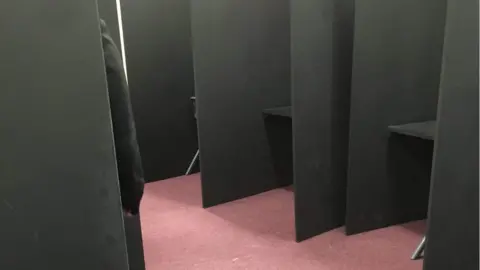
[140,174,424,270]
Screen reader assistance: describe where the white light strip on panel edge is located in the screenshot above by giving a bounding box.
[116,0,128,84]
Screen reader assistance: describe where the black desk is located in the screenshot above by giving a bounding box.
[263,106,293,187]
[388,120,436,140]
[263,106,292,118]
[388,120,437,260]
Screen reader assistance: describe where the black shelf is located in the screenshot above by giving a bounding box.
[263,106,292,118]
[388,120,437,140]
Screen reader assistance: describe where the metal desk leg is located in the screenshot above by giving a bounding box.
[411,236,426,260]
[185,149,200,175]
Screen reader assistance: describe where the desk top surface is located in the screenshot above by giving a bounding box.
[388,120,437,140]
[263,106,292,118]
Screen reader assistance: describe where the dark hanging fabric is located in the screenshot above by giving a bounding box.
[100,19,144,215]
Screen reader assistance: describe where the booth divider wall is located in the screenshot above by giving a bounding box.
[423,0,479,268]
[346,0,448,234]
[0,1,129,269]
[191,0,291,207]
[291,0,354,241]
[122,0,197,181]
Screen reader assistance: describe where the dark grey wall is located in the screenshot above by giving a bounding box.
[346,0,447,234]
[0,1,129,269]
[291,0,354,241]
[424,0,479,268]
[191,0,291,207]
[122,0,197,181]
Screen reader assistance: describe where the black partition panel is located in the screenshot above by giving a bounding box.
[124,215,146,270]
[191,0,290,207]
[424,0,479,268]
[346,0,447,234]
[0,1,129,269]
[291,0,354,241]
[122,0,197,181]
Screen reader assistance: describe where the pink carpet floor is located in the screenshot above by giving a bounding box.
[140,174,425,270]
